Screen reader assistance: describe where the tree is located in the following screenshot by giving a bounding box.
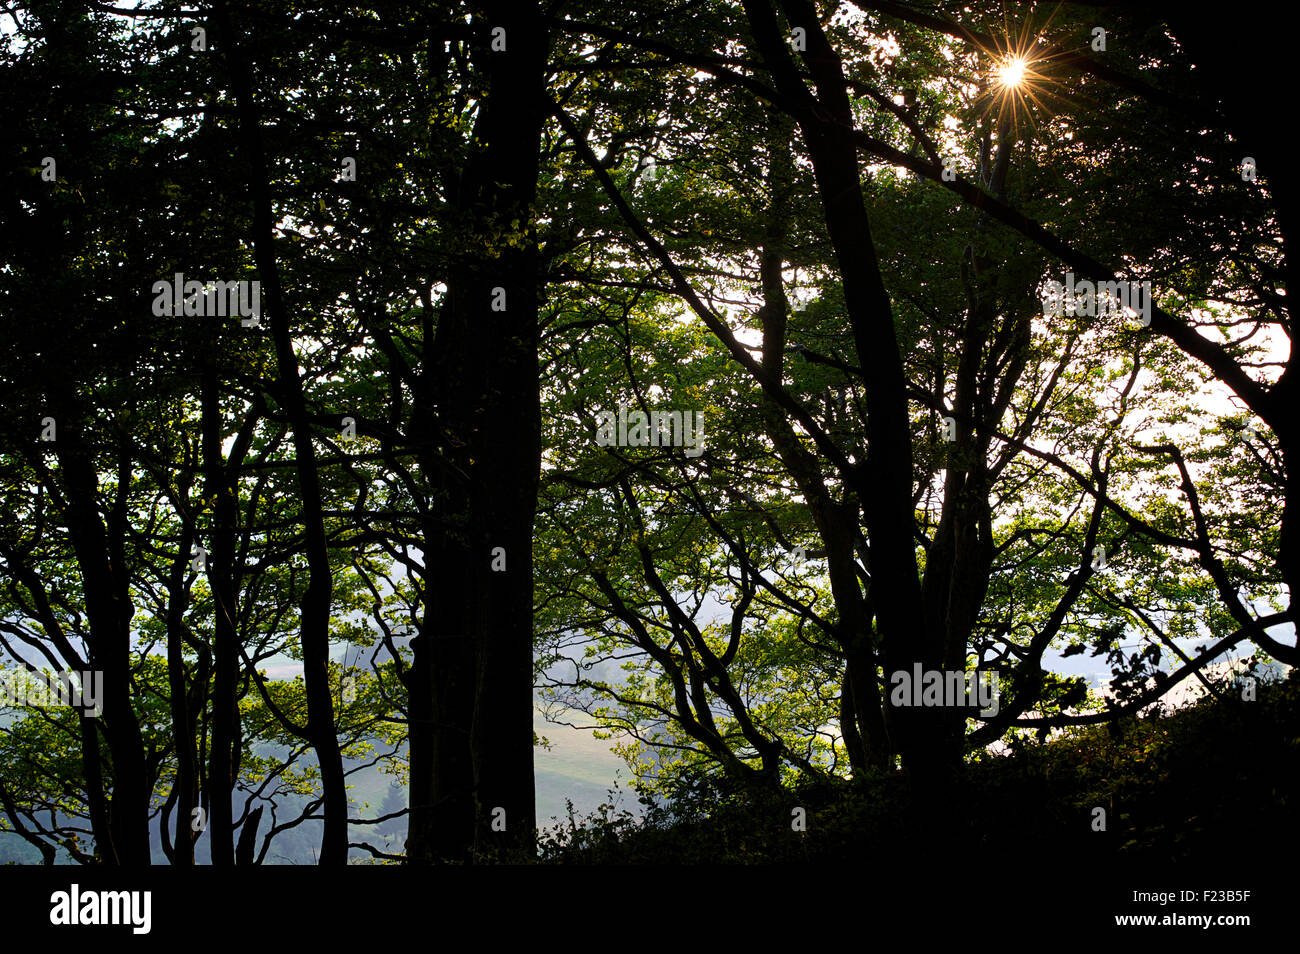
[535,0,1291,818]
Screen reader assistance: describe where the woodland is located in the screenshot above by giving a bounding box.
[0,0,1296,867]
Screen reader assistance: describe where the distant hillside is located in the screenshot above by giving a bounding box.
[1,705,630,864]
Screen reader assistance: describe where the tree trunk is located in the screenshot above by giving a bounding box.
[214,2,349,865]
[407,1,548,864]
[201,362,241,865]
[745,0,940,786]
[56,430,152,864]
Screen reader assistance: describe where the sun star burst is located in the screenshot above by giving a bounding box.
[997,56,1028,88]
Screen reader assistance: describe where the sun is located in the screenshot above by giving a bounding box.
[996,56,1029,88]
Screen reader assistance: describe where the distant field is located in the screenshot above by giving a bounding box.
[534,709,640,828]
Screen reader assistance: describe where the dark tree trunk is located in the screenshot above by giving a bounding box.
[201,361,241,865]
[214,2,349,865]
[56,431,152,864]
[758,108,889,772]
[236,805,264,866]
[406,1,547,863]
[16,3,152,866]
[744,0,940,786]
[165,514,200,865]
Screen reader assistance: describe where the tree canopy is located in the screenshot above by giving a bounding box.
[0,0,1293,870]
